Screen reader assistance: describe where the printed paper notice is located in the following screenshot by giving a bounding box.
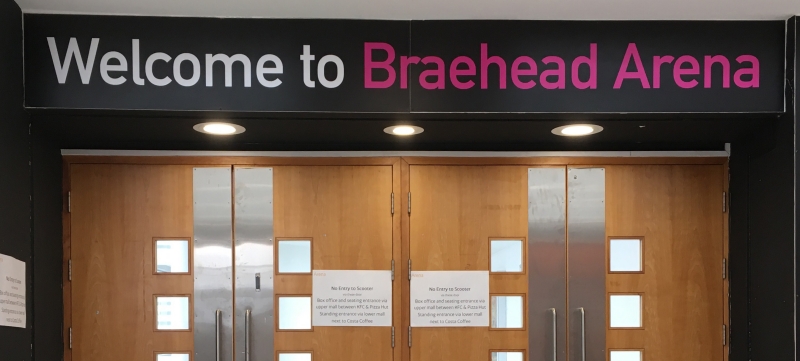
[312,270,392,326]
[410,270,489,327]
[0,254,25,328]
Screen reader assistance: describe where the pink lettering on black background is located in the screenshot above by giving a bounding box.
[366,42,760,90]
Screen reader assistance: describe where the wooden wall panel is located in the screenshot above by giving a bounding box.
[605,165,725,361]
[409,166,529,361]
[70,164,194,361]
[273,166,395,361]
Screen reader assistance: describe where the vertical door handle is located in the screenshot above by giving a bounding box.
[578,307,586,361]
[245,309,252,361]
[215,309,222,361]
[550,308,557,361]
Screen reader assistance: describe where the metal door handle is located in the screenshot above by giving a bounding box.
[578,307,586,361]
[550,308,557,361]
[245,309,252,361]
[215,309,222,361]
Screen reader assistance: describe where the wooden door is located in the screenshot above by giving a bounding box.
[70,164,195,361]
[605,165,726,361]
[408,166,529,361]
[273,165,397,361]
[64,158,728,361]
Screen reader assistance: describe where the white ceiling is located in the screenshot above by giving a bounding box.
[13,0,800,20]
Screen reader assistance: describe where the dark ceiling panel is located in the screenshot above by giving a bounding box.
[32,113,777,152]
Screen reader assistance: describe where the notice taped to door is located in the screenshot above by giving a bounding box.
[0,254,26,328]
[312,270,392,326]
[410,271,489,327]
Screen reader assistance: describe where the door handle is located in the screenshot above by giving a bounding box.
[215,309,222,361]
[578,307,586,361]
[550,308,557,361]
[245,309,252,361]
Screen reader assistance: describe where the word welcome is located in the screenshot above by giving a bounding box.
[47,39,342,88]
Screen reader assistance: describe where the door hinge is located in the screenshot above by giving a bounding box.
[723,258,727,280]
[408,326,412,347]
[723,191,727,213]
[69,327,72,349]
[68,259,72,281]
[391,192,395,215]
[391,260,395,281]
[408,192,411,215]
[391,327,395,348]
[67,191,71,213]
[408,259,412,281]
[723,324,727,346]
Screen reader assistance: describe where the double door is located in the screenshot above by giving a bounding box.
[407,165,725,361]
[68,164,397,361]
[67,160,725,361]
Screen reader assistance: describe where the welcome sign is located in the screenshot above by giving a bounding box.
[24,16,786,113]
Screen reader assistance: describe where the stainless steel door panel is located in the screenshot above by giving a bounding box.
[194,167,235,361]
[234,167,274,361]
[528,167,567,361]
[567,168,606,361]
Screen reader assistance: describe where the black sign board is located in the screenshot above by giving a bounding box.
[24,15,786,113]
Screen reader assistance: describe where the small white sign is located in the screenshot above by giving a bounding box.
[0,254,26,328]
[312,270,392,327]
[410,270,489,327]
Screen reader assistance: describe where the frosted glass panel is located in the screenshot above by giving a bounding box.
[278,353,312,361]
[156,354,190,361]
[491,240,523,272]
[610,350,642,361]
[491,351,524,361]
[278,297,312,330]
[491,295,524,329]
[609,295,642,328]
[278,240,312,273]
[156,296,190,330]
[156,240,190,273]
[609,239,642,272]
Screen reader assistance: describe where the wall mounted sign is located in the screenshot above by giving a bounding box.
[24,15,786,113]
[410,271,489,327]
[0,254,26,328]
[312,270,392,326]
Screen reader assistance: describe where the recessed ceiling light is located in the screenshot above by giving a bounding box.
[193,122,246,135]
[552,124,603,137]
[384,125,424,136]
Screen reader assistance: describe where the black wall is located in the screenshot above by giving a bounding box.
[729,16,797,361]
[31,127,62,361]
[794,15,799,360]
[0,1,32,360]
[1,2,63,360]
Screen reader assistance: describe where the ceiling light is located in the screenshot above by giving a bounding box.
[384,125,424,136]
[552,124,603,137]
[194,122,246,135]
